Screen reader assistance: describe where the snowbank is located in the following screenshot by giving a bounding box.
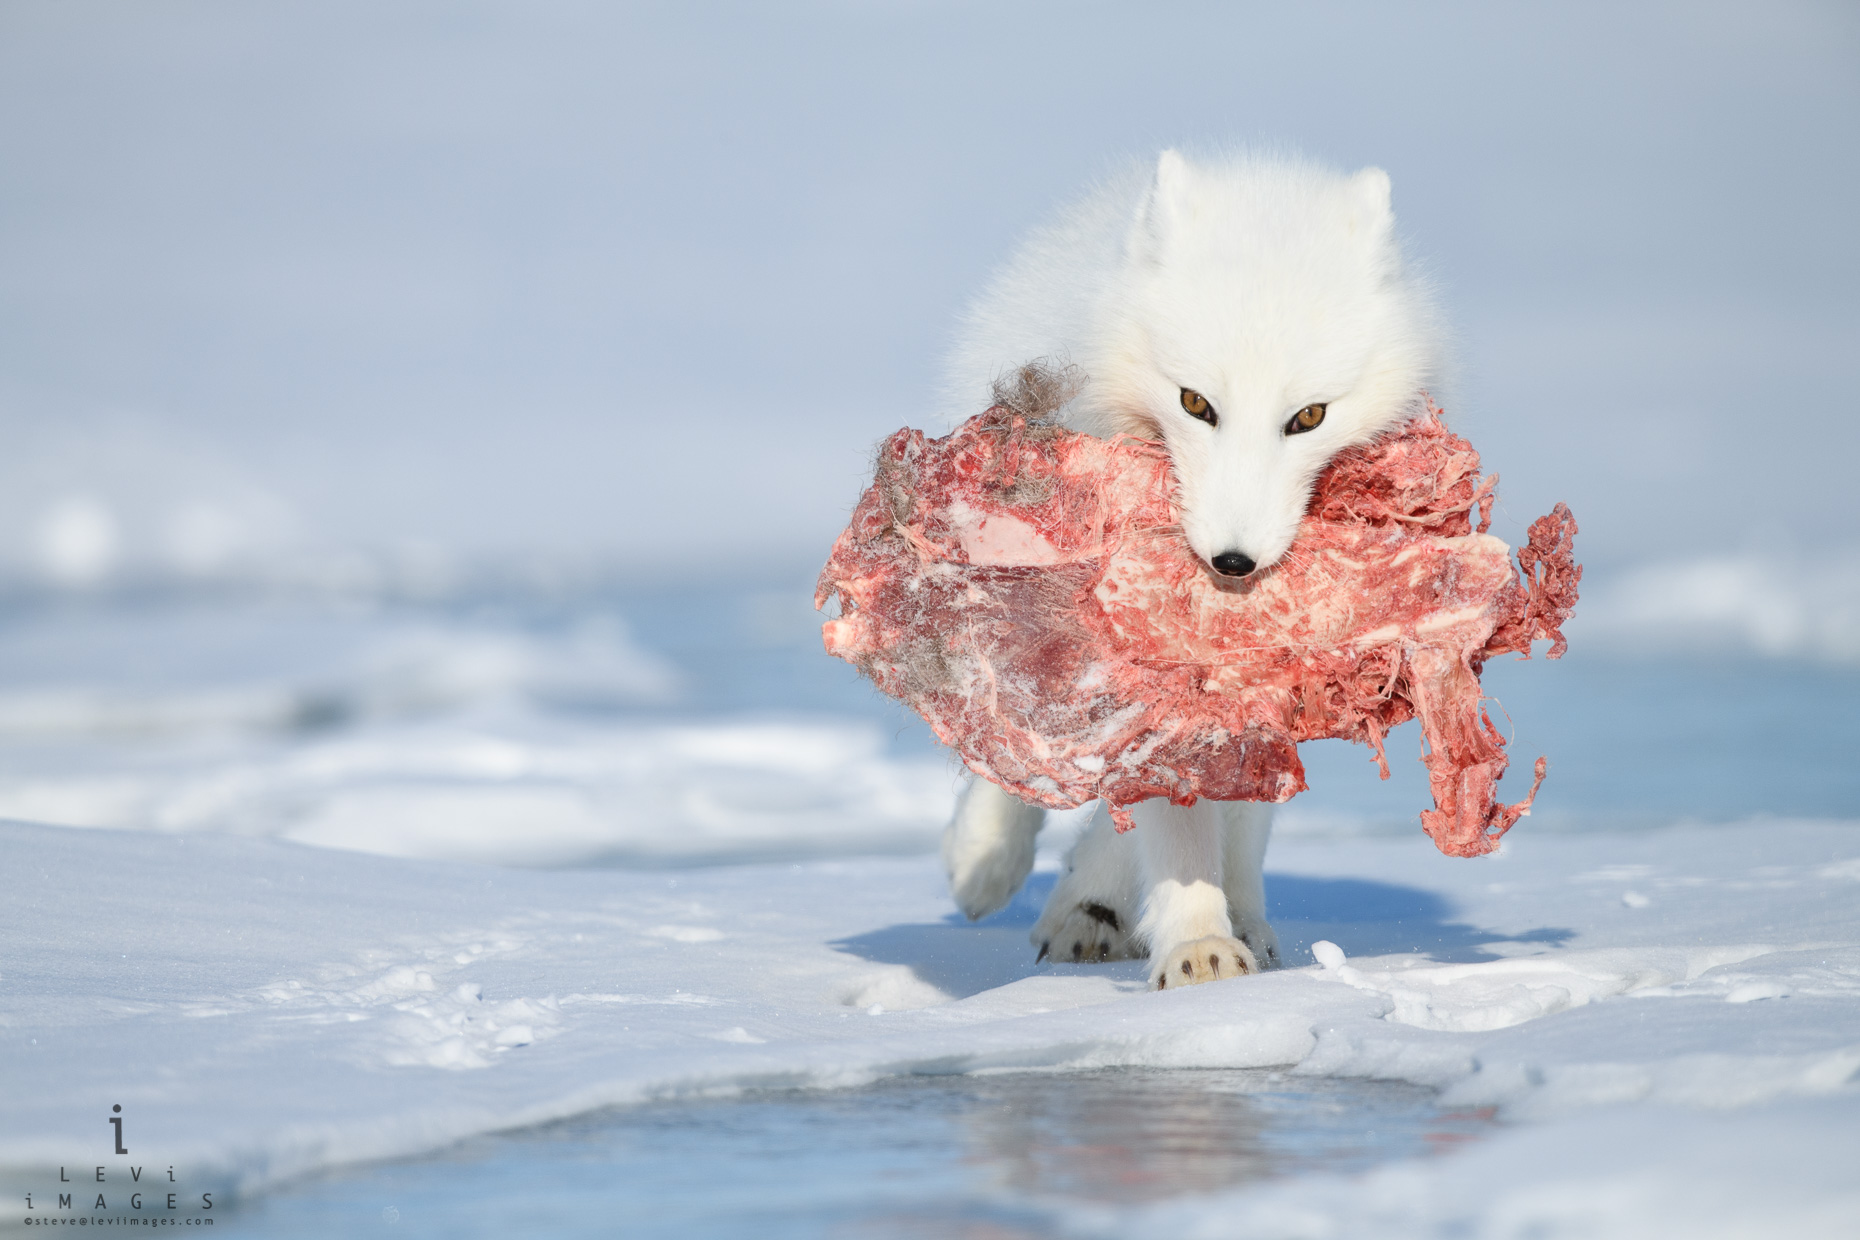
[0,713,953,867]
[3,814,1856,1228]
[0,604,957,865]
[1578,549,1860,665]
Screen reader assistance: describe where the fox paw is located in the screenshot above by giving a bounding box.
[1034,901,1140,964]
[1152,935,1258,989]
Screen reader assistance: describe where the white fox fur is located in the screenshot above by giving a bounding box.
[939,150,1445,987]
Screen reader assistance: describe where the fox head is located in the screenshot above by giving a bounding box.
[1080,150,1442,577]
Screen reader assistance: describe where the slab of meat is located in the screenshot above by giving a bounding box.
[816,398,1579,857]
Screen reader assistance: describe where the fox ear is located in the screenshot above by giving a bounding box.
[1130,149,1195,259]
[1351,167,1394,238]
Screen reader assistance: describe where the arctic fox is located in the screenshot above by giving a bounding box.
[940,150,1444,988]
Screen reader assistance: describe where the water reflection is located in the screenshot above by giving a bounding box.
[944,1070,1488,1204]
[222,1069,1495,1239]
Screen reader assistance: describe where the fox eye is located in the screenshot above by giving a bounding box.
[1285,403,1327,435]
[1180,388,1218,427]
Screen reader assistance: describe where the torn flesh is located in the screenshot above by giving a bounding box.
[817,402,1580,857]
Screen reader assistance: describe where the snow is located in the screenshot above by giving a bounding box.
[0,590,1854,1231]
[0,603,956,867]
[1579,550,1860,665]
[4,811,1857,1230]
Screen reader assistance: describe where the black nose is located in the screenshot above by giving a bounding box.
[1210,551,1257,578]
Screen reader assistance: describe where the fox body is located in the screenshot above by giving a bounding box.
[940,151,1445,986]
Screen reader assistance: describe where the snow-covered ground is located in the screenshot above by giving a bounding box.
[0,592,959,866]
[5,813,1858,1236]
[1,587,1857,1236]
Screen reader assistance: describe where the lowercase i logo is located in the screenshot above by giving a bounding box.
[110,1104,127,1155]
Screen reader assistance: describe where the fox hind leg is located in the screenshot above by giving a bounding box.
[943,778,1045,921]
[1031,804,1142,962]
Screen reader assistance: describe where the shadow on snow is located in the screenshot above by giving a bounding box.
[1261,874,1573,964]
[830,871,1572,998]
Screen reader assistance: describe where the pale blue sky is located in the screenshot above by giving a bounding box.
[1,1,1854,579]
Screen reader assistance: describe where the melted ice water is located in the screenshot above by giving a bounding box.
[217,1069,1494,1238]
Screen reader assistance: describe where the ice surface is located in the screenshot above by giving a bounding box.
[0,600,956,866]
[3,814,1857,1229]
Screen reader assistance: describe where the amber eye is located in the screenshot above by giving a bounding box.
[1180,388,1218,427]
[1285,403,1327,435]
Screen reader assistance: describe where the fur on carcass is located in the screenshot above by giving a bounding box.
[815,397,1579,858]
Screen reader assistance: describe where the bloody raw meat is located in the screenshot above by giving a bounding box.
[815,398,1579,858]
